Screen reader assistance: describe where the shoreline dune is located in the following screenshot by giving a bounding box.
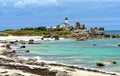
[0,36,120,76]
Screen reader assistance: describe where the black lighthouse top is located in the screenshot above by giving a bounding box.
[64,17,68,20]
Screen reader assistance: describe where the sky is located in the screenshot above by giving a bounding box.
[0,0,120,30]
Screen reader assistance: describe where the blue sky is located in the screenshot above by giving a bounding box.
[0,0,120,30]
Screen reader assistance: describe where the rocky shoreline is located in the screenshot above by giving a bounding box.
[0,37,120,76]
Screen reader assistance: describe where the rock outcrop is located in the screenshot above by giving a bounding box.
[96,62,105,67]
[25,50,30,53]
[0,44,16,57]
[76,37,87,41]
[52,35,59,40]
[5,44,11,50]
[4,50,16,57]
[19,40,26,44]
[1,49,16,57]
[20,45,26,48]
[106,60,117,64]
[118,44,120,46]
[96,60,117,67]
[28,39,34,44]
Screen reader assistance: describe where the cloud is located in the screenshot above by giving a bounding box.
[0,0,59,16]
[14,0,58,8]
[0,0,58,8]
[88,3,120,12]
[61,0,120,2]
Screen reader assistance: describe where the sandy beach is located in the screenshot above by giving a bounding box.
[0,36,120,76]
[0,35,65,41]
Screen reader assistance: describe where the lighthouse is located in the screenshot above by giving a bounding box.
[59,17,71,30]
[64,17,69,24]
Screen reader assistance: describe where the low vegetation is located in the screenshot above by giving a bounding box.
[0,26,71,36]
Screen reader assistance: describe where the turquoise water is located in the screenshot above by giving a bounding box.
[25,38,120,73]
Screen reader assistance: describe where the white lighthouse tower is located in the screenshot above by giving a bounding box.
[59,17,71,30]
[64,17,69,24]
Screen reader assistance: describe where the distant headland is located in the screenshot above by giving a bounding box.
[0,17,120,40]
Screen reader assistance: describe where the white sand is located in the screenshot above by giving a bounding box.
[49,65,119,76]
[70,70,116,76]
[0,43,5,46]
[0,35,64,42]
[0,47,6,52]
[0,68,40,76]
[0,35,42,41]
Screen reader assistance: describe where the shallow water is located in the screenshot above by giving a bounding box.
[22,38,120,73]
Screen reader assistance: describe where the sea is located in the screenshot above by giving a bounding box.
[15,30,120,73]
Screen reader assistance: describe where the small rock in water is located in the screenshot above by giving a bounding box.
[28,39,34,44]
[107,60,117,64]
[20,45,25,48]
[41,37,44,40]
[118,44,120,46]
[25,50,30,53]
[96,62,105,67]
[9,41,15,44]
[93,44,97,46]
[20,40,26,44]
